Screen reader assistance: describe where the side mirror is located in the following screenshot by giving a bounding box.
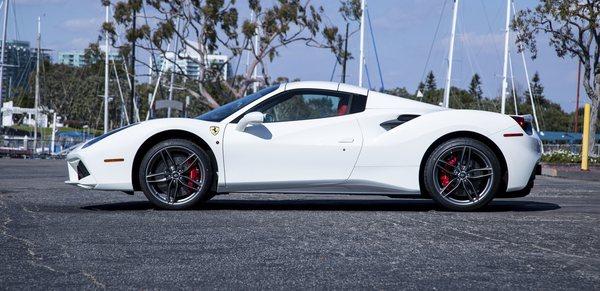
[236,111,264,131]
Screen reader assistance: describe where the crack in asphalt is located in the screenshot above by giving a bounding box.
[0,195,107,288]
[82,271,107,289]
[401,215,600,267]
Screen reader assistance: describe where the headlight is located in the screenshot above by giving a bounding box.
[82,124,137,149]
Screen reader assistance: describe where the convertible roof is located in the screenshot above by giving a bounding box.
[284,81,369,96]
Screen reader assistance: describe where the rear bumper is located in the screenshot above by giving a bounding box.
[498,164,538,198]
[491,126,542,192]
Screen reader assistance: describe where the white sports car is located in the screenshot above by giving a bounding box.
[66,81,542,211]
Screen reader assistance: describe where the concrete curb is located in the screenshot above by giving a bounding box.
[540,163,600,182]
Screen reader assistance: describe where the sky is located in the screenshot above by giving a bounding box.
[7,0,591,112]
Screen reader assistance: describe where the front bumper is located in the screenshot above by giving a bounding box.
[65,158,97,189]
[65,142,133,191]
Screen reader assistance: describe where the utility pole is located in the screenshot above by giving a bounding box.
[129,9,136,124]
[0,0,9,121]
[358,0,365,87]
[167,18,180,118]
[443,0,459,108]
[33,17,40,155]
[500,0,511,114]
[341,23,349,83]
[103,2,110,133]
[574,60,581,132]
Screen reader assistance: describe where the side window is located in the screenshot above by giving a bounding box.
[262,92,352,123]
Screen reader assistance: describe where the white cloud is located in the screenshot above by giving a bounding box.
[437,32,505,54]
[67,37,93,49]
[63,17,102,32]
[459,32,504,48]
[14,0,68,4]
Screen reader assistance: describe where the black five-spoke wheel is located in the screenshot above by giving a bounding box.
[139,139,213,210]
[424,138,501,211]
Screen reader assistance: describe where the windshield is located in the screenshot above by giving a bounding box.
[196,85,280,122]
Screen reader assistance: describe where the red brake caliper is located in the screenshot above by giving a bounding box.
[439,155,458,187]
[188,164,200,190]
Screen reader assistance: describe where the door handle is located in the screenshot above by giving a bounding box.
[338,138,354,143]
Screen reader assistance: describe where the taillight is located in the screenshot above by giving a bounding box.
[510,116,533,135]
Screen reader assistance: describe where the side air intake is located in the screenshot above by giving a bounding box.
[380,114,420,130]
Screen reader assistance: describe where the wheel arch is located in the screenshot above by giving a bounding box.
[131,130,218,191]
[418,131,508,197]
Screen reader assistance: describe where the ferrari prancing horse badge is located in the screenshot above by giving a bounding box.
[210,126,220,136]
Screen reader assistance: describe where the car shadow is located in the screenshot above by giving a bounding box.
[81,198,560,212]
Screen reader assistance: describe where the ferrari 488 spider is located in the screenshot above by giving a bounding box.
[66,81,542,211]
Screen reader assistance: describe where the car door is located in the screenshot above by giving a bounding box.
[222,89,365,191]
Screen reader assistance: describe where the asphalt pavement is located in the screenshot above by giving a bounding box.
[1,159,599,290]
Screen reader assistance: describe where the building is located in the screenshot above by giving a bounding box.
[57,51,86,67]
[0,40,50,100]
[155,41,230,80]
[57,50,121,67]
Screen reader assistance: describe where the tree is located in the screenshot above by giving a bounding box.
[520,72,572,132]
[106,0,359,111]
[524,72,545,104]
[384,87,412,99]
[514,1,600,155]
[425,71,437,92]
[468,74,483,101]
[11,43,131,131]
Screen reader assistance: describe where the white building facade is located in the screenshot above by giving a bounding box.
[155,42,230,80]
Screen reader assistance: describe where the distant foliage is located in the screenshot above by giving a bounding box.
[383,71,598,132]
[542,150,599,164]
[513,0,600,156]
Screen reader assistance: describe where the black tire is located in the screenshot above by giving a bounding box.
[138,139,213,210]
[423,138,502,211]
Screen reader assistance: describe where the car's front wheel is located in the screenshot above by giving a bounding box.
[423,138,501,211]
[138,139,213,210]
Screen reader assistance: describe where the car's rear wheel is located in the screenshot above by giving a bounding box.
[423,138,501,211]
[138,139,213,210]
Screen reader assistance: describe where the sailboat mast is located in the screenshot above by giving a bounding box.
[129,9,136,124]
[500,0,511,114]
[443,0,459,108]
[358,0,365,87]
[251,11,260,93]
[508,54,518,115]
[103,2,110,133]
[0,0,9,116]
[511,0,540,132]
[33,17,40,154]
[167,18,180,118]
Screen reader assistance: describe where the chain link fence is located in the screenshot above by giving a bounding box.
[0,136,90,158]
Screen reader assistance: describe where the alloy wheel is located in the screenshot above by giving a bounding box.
[144,146,206,205]
[432,145,494,205]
